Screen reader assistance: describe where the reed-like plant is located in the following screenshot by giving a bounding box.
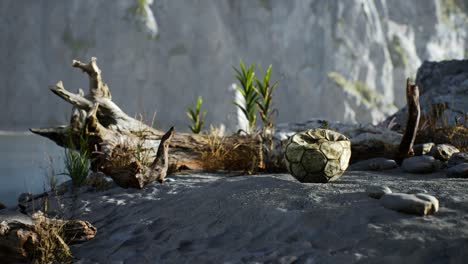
[233,60,258,133]
[63,133,90,188]
[187,96,207,134]
[254,64,278,130]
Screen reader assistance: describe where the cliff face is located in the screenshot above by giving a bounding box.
[0,0,466,130]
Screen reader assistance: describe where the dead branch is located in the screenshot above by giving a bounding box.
[397,78,421,162]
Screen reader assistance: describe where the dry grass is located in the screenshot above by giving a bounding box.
[417,104,467,151]
[200,127,262,174]
[31,218,73,264]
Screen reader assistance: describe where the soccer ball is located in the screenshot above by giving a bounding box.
[284,128,351,183]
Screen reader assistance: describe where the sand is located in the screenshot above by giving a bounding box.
[24,169,468,263]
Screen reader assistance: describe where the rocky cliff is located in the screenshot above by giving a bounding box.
[0,0,467,130]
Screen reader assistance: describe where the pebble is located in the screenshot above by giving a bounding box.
[430,144,460,161]
[446,163,468,178]
[447,152,468,168]
[413,143,435,156]
[380,193,439,216]
[366,185,392,199]
[349,158,398,171]
[402,155,437,174]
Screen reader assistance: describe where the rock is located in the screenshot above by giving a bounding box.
[382,60,468,148]
[413,143,435,156]
[414,193,439,214]
[366,186,392,199]
[402,156,437,174]
[446,163,468,178]
[284,128,351,183]
[380,193,439,216]
[0,203,5,210]
[430,144,460,161]
[448,152,468,168]
[349,158,398,171]
[275,119,402,163]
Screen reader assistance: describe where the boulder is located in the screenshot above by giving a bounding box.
[349,158,398,171]
[380,193,439,216]
[381,60,468,153]
[430,144,460,161]
[366,186,392,199]
[446,163,468,178]
[401,156,438,174]
[0,203,5,210]
[448,152,468,168]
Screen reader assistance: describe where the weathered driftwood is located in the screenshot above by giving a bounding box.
[104,127,175,188]
[31,57,264,187]
[397,78,420,162]
[0,211,96,263]
[31,57,412,181]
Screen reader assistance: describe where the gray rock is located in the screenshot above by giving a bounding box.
[430,144,460,161]
[349,158,398,171]
[383,60,468,133]
[380,193,439,216]
[448,152,468,168]
[414,193,439,214]
[402,156,437,174]
[413,143,435,156]
[366,186,392,199]
[446,163,468,178]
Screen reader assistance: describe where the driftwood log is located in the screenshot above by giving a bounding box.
[30,57,414,181]
[397,78,421,162]
[31,57,264,188]
[0,211,96,263]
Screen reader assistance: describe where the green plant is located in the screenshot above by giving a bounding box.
[63,133,90,188]
[254,64,278,130]
[187,96,207,134]
[44,154,58,192]
[233,60,258,133]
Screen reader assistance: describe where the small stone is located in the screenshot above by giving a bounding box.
[430,144,460,161]
[402,155,437,174]
[349,158,398,171]
[447,152,468,168]
[414,193,439,214]
[380,193,439,216]
[446,163,468,178]
[366,185,392,199]
[0,202,5,210]
[413,143,435,156]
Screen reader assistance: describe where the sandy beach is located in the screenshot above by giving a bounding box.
[23,169,466,263]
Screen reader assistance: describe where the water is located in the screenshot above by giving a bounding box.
[0,133,66,206]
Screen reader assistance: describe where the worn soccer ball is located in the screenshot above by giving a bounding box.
[284,128,351,183]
